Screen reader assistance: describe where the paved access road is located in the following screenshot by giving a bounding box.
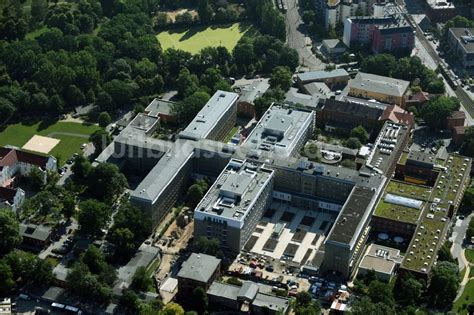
[284,0,325,70]
[450,214,474,270]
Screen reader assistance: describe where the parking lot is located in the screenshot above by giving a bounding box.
[244,201,336,265]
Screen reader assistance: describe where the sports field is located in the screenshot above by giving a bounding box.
[0,121,101,165]
[157,23,252,54]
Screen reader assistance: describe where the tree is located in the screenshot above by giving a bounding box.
[191,237,222,257]
[345,137,362,149]
[189,287,208,314]
[131,266,152,292]
[394,276,423,306]
[368,280,394,307]
[341,159,357,169]
[0,260,14,297]
[98,112,112,128]
[78,199,110,237]
[187,179,209,207]
[172,91,210,124]
[26,166,45,190]
[467,218,474,240]
[177,68,199,98]
[88,163,128,201]
[350,125,369,144]
[438,241,456,263]
[90,129,112,154]
[71,154,92,181]
[361,54,397,77]
[31,0,48,24]
[462,127,474,158]
[302,143,320,162]
[428,261,460,308]
[0,209,22,257]
[66,262,112,302]
[294,291,321,315]
[270,66,292,91]
[350,297,394,315]
[198,0,213,22]
[421,96,460,129]
[0,97,15,119]
[161,303,185,315]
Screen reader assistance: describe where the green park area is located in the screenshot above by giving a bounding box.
[157,22,252,54]
[452,279,474,314]
[0,121,100,165]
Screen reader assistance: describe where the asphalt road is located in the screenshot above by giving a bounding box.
[284,0,325,70]
[450,214,474,270]
[398,3,474,126]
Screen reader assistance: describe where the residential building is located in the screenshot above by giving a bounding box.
[19,223,53,250]
[358,244,403,281]
[343,13,415,54]
[236,79,270,118]
[0,186,25,213]
[348,72,410,107]
[426,0,457,23]
[284,88,322,111]
[316,96,388,132]
[320,39,347,60]
[296,69,350,89]
[444,110,466,129]
[243,104,315,157]
[316,0,370,29]
[0,298,12,315]
[115,243,160,290]
[380,105,415,128]
[0,147,57,187]
[452,126,467,145]
[177,253,221,295]
[179,90,239,141]
[207,281,290,315]
[194,159,274,253]
[448,28,474,69]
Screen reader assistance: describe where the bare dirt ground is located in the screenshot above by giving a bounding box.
[161,9,198,22]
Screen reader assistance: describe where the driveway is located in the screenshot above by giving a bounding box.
[451,214,474,270]
[284,0,325,70]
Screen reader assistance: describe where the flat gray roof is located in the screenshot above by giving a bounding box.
[449,28,474,53]
[130,139,194,203]
[297,69,349,83]
[177,253,221,283]
[326,186,377,246]
[285,88,321,109]
[145,98,176,116]
[129,113,159,132]
[196,159,274,221]
[243,104,314,156]
[238,79,270,104]
[180,90,238,140]
[350,72,410,97]
[253,292,290,312]
[116,243,159,285]
[20,223,52,241]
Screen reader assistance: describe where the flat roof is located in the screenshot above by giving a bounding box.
[180,90,238,140]
[326,186,377,246]
[130,139,194,203]
[177,253,221,283]
[129,113,159,132]
[19,223,52,241]
[145,98,176,116]
[323,97,387,121]
[401,154,472,273]
[195,159,274,221]
[350,72,410,98]
[285,88,321,109]
[238,79,270,104]
[449,28,474,53]
[116,243,159,285]
[361,122,410,176]
[243,104,314,156]
[359,255,396,274]
[297,69,349,83]
[407,150,436,167]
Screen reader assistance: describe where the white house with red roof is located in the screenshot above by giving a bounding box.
[0,147,57,212]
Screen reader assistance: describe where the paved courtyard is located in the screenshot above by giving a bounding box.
[245,201,337,265]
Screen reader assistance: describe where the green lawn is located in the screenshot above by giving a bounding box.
[465,249,474,264]
[157,22,252,54]
[0,121,100,165]
[452,279,474,314]
[45,256,60,267]
[25,25,49,40]
[374,199,422,224]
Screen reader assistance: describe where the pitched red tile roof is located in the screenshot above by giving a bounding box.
[0,186,18,203]
[380,105,414,126]
[0,147,49,170]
